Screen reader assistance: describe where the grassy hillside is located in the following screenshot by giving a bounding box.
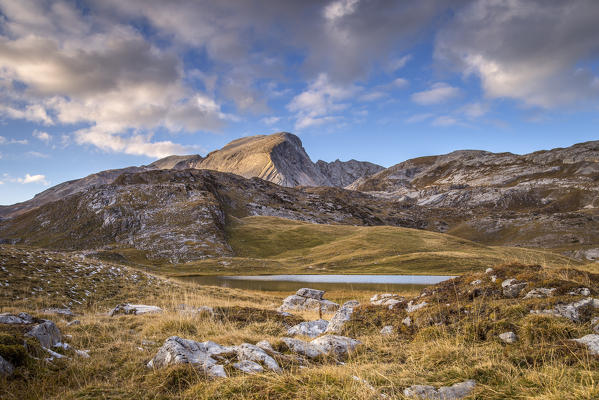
[159,216,579,276]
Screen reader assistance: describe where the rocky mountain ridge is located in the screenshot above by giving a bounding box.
[0,132,382,219]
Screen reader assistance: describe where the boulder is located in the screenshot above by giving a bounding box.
[278,289,339,313]
[109,304,163,316]
[404,380,476,399]
[0,355,14,376]
[0,312,34,324]
[235,343,281,372]
[282,337,323,359]
[147,336,232,378]
[498,331,518,343]
[233,360,264,374]
[501,279,527,298]
[311,335,361,358]
[573,334,599,355]
[524,288,556,299]
[26,321,62,348]
[255,340,275,353]
[325,301,359,334]
[287,319,329,338]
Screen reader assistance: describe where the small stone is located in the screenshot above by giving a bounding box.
[109,304,162,316]
[404,380,476,399]
[568,288,591,296]
[470,279,482,286]
[501,279,527,298]
[42,308,74,317]
[236,343,281,372]
[406,301,428,313]
[380,325,393,335]
[524,288,556,299]
[499,331,518,343]
[402,316,412,327]
[485,268,494,274]
[491,275,497,282]
[66,320,81,326]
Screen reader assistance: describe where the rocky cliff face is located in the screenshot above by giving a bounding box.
[315,159,384,188]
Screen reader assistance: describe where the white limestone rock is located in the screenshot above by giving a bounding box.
[406,301,428,313]
[281,337,323,359]
[233,360,264,374]
[287,320,329,338]
[109,304,163,316]
[380,325,393,335]
[311,335,361,358]
[498,331,518,343]
[42,308,74,317]
[325,301,359,334]
[235,343,281,372]
[147,336,232,378]
[524,288,556,299]
[0,312,34,324]
[278,289,339,313]
[569,288,591,296]
[573,334,599,355]
[404,380,476,399]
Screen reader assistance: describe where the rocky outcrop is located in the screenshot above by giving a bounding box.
[278,288,339,313]
[531,297,599,322]
[109,304,163,316]
[0,312,35,324]
[370,294,405,309]
[573,334,599,355]
[403,380,476,400]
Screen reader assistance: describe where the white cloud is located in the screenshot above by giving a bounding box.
[461,102,489,119]
[26,151,49,158]
[74,128,193,159]
[324,0,360,21]
[411,82,461,105]
[392,78,409,88]
[0,136,28,145]
[0,1,231,157]
[387,55,412,72]
[287,73,357,129]
[32,129,51,143]
[431,115,458,127]
[261,116,281,125]
[18,173,48,185]
[435,0,599,108]
[405,113,433,123]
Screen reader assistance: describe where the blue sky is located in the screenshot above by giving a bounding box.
[1,0,598,205]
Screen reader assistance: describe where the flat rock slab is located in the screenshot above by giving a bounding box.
[531,297,599,323]
[296,288,324,300]
[42,308,74,316]
[524,288,556,299]
[109,304,163,316]
[404,380,476,399]
[26,321,62,348]
[370,294,405,306]
[311,335,361,359]
[287,319,329,338]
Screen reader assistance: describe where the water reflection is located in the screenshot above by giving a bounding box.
[176,274,454,293]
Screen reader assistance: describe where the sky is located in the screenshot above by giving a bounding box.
[0,0,598,205]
